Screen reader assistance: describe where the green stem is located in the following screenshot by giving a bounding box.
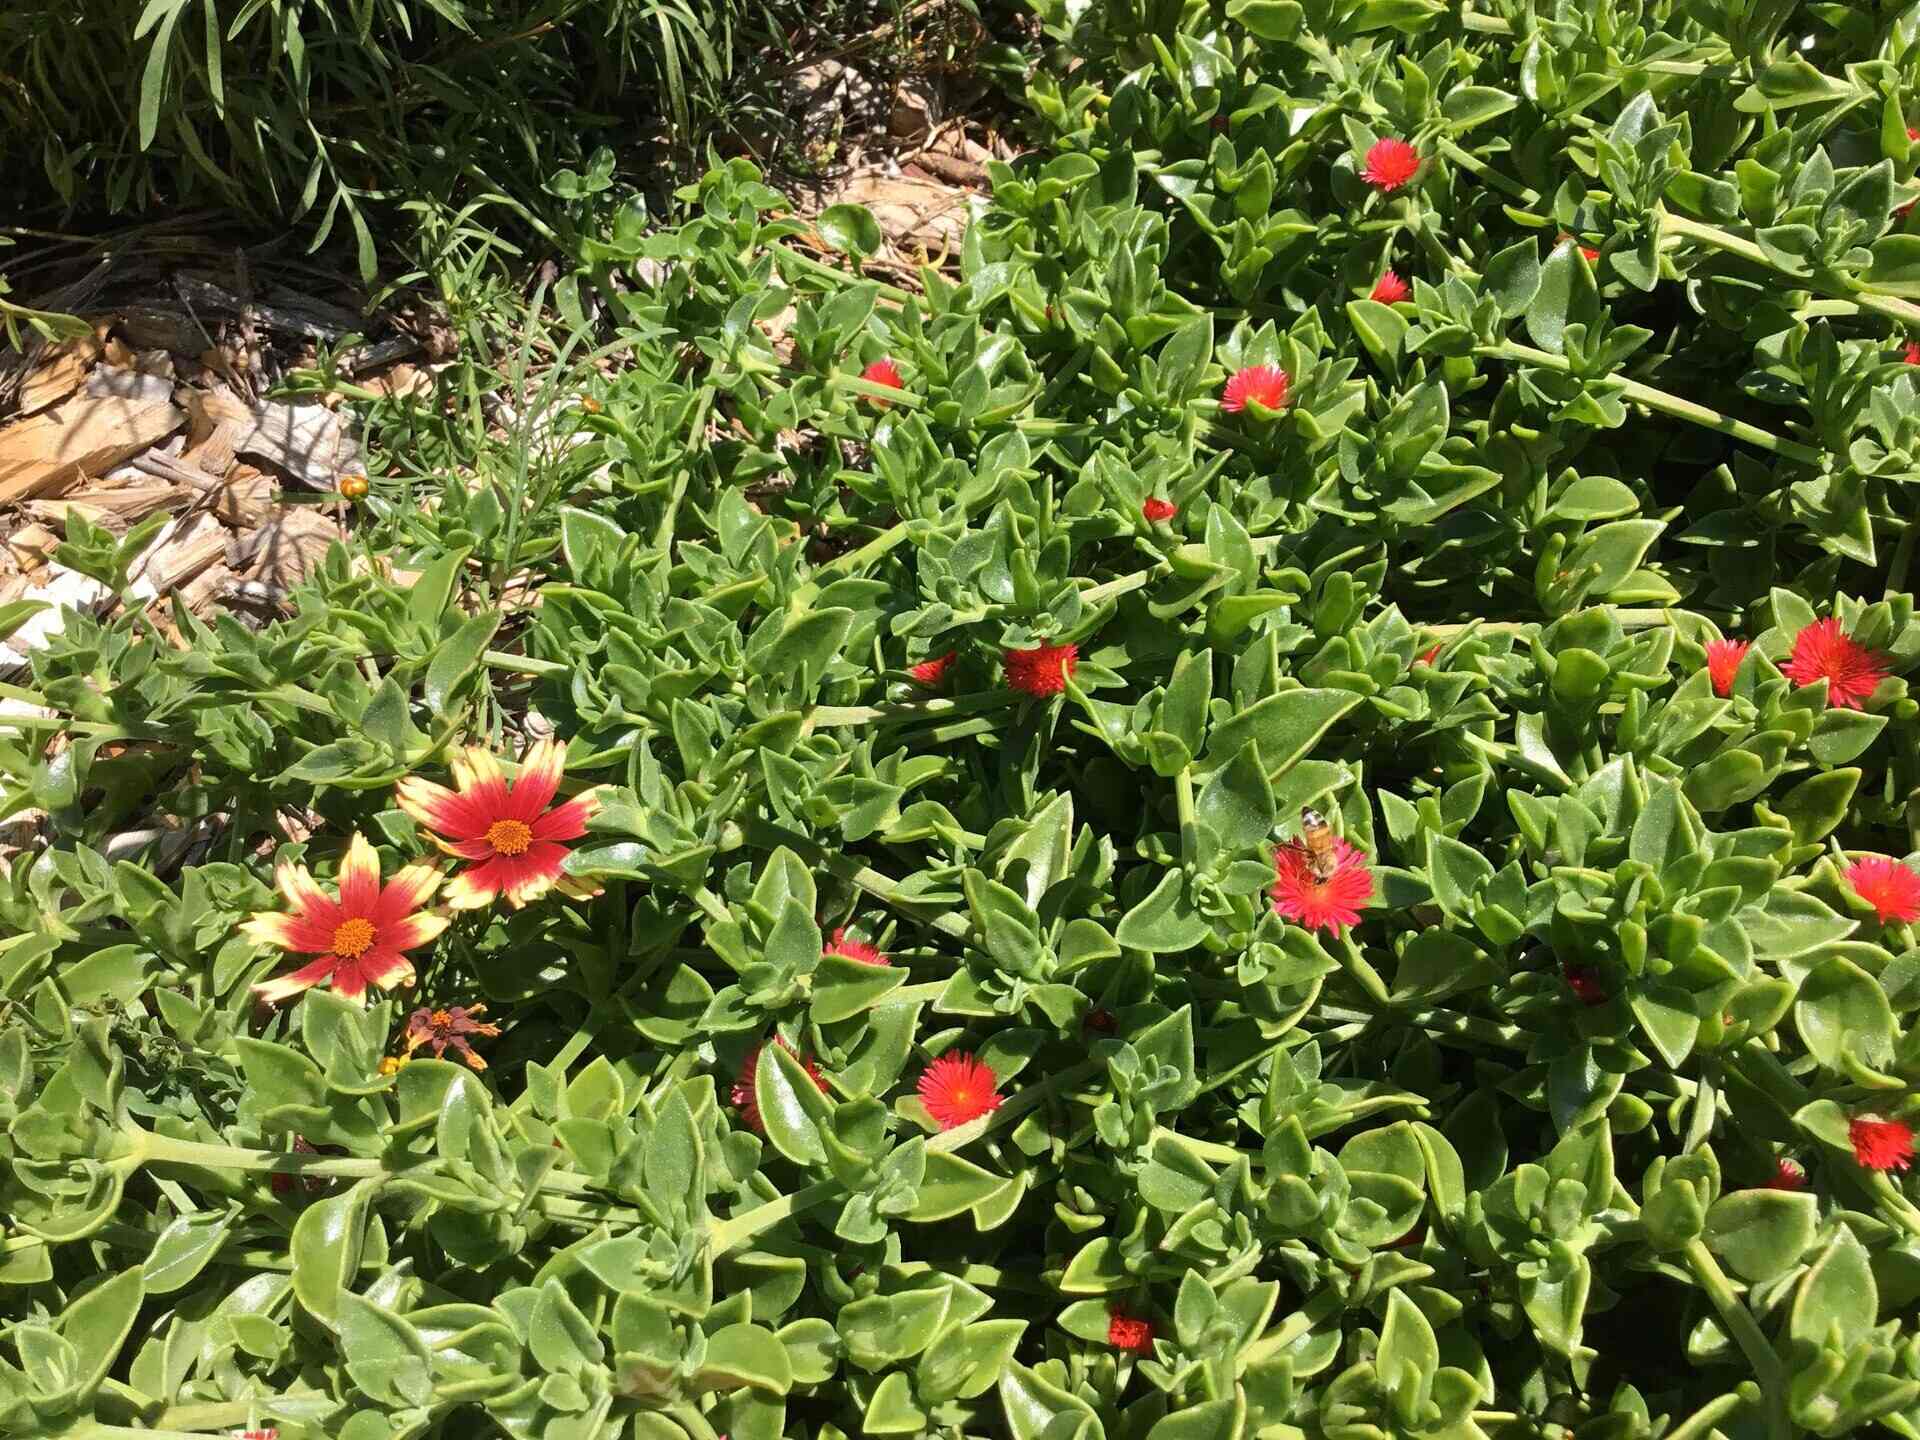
[1661,210,1920,328]
[1683,1238,1789,1440]
[773,242,916,307]
[483,649,572,678]
[806,692,1016,730]
[1174,767,1199,867]
[1241,1285,1343,1363]
[1481,341,1825,465]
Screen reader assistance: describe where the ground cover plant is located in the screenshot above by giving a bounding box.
[9,1,1920,1439]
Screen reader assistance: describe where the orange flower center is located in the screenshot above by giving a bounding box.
[331,918,376,958]
[430,1009,452,1029]
[487,819,533,856]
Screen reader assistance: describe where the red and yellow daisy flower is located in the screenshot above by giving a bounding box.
[1844,855,1920,923]
[396,739,603,910]
[1005,642,1079,697]
[1704,637,1749,697]
[1269,835,1373,936]
[1780,617,1888,710]
[1369,270,1411,304]
[403,1003,502,1071]
[918,1051,1003,1130]
[244,834,446,1006]
[1362,138,1420,191]
[1220,364,1290,414]
[1849,1113,1915,1172]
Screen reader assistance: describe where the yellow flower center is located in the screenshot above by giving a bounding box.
[331,918,376,958]
[487,819,533,856]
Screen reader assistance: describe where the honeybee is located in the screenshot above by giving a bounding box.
[1299,807,1340,881]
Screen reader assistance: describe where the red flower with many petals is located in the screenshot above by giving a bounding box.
[918,1051,1003,1130]
[1005,642,1079,697]
[397,740,603,911]
[1221,364,1290,414]
[1849,1113,1915,1172]
[1845,855,1920,923]
[859,358,903,404]
[1370,270,1411,304]
[244,834,446,1006]
[1764,1157,1807,1191]
[1705,637,1750,697]
[1780,617,1888,710]
[825,927,889,966]
[1563,963,1608,1007]
[1108,1312,1154,1353]
[733,1036,828,1135]
[1416,642,1443,668]
[1142,497,1177,522]
[910,651,958,687]
[1905,340,1920,365]
[1362,137,1420,191]
[1270,835,1373,936]
[1558,233,1600,264]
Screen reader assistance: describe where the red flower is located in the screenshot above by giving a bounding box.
[1849,1113,1915,1172]
[825,927,889,966]
[243,834,447,1006]
[1845,855,1920,923]
[1910,127,1919,140]
[1084,1007,1117,1034]
[1221,364,1290,414]
[1362,137,1420,192]
[1780,617,1888,710]
[1416,642,1443,667]
[1142,497,1177,522]
[402,1002,502,1071]
[1563,963,1608,1007]
[235,1431,279,1439]
[859,358,903,403]
[733,1036,827,1135]
[268,1136,323,1198]
[918,1051,1003,1130]
[1764,1157,1806,1191]
[1370,270,1411,304]
[1005,642,1079,697]
[1108,1312,1154,1353]
[1558,233,1600,263]
[396,740,604,911]
[910,651,958,687]
[1705,638,1750,697]
[1389,1220,1427,1249]
[1270,835,1374,936]
[1904,340,1920,365]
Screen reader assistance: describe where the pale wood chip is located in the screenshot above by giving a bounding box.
[0,368,187,505]
[16,337,102,417]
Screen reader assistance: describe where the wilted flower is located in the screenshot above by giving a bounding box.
[1005,642,1079,697]
[918,1051,1003,1130]
[1362,137,1420,191]
[1849,1113,1915,1172]
[269,1136,324,1198]
[403,1003,502,1071]
[1705,637,1750,697]
[1221,364,1290,414]
[1764,1157,1806,1191]
[1563,962,1608,1007]
[1844,855,1920,923]
[733,1036,828,1135]
[825,927,888,966]
[1370,270,1411,304]
[1084,1007,1117,1034]
[396,739,603,910]
[1142,497,1177,522]
[244,834,446,1005]
[1270,835,1373,936]
[910,651,958,687]
[377,1055,407,1077]
[1780,617,1888,710]
[1108,1312,1154,1353]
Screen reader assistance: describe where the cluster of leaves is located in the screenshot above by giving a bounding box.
[9,3,1920,1440]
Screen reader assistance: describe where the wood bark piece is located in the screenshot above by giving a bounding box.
[227,398,362,489]
[16,338,102,417]
[231,505,339,594]
[0,368,186,504]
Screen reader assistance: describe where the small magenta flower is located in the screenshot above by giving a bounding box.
[860,358,903,401]
[1849,1113,1915,1172]
[910,651,957,687]
[1362,138,1420,191]
[1780,617,1888,710]
[918,1052,1003,1130]
[1370,270,1411,304]
[1142,497,1177,522]
[825,927,889,966]
[1270,835,1373,936]
[1705,638,1750,697]
[1108,1312,1154,1353]
[1005,642,1078,697]
[1845,856,1920,923]
[1764,1157,1807,1191]
[1220,364,1290,414]
[733,1036,827,1135]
